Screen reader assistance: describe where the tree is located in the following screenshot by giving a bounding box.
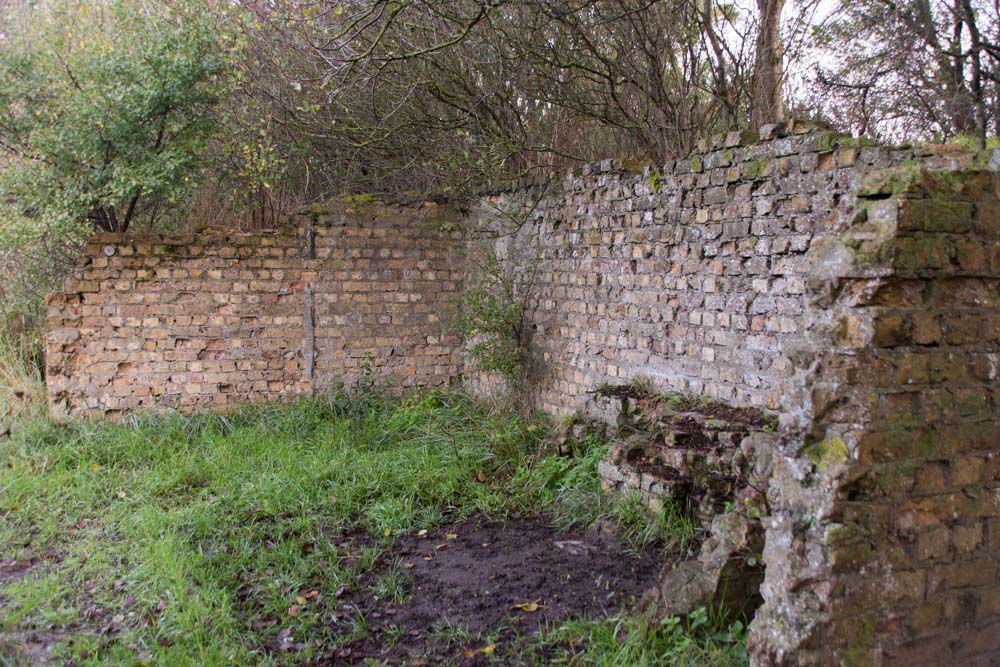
[750,0,786,127]
[234,0,774,197]
[0,0,232,235]
[808,0,1000,143]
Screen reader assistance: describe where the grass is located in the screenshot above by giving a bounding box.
[0,389,748,665]
[517,608,748,666]
[0,330,47,428]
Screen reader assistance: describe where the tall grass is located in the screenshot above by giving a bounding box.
[0,329,47,427]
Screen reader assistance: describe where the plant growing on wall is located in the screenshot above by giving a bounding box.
[452,251,527,381]
[451,189,544,383]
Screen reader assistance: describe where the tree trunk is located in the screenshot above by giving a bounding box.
[750,0,785,128]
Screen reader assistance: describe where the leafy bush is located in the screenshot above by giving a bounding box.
[0,0,233,236]
[0,0,244,356]
[452,251,527,381]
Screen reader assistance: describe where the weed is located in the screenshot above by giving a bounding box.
[510,434,696,554]
[0,329,47,427]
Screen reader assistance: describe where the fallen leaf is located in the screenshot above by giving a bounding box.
[304,590,319,599]
[295,596,307,605]
[423,555,433,561]
[512,601,542,612]
[383,529,391,537]
[445,533,458,540]
[416,529,428,537]
[403,562,414,569]
[434,544,447,550]
[475,471,486,483]
[287,605,299,617]
[463,644,498,658]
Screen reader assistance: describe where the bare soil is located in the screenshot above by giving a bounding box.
[314,515,661,666]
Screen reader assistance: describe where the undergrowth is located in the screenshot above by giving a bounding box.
[0,330,47,428]
[520,607,748,666]
[0,390,746,665]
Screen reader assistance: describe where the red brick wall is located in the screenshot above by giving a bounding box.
[45,200,465,418]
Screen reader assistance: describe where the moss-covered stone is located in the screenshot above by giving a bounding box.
[817,131,854,152]
[621,158,651,175]
[893,237,954,272]
[805,437,850,470]
[647,171,665,193]
[857,165,921,197]
[900,199,974,233]
[743,158,769,181]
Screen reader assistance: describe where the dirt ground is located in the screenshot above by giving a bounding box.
[315,515,662,666]
[1,516,662,666]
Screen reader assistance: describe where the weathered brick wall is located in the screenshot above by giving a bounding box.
[751,168,1000,666]
[473,132,991,423]
[45,200,465,418]
[467,128,1000,664]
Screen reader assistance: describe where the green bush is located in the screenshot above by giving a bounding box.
[0,0,233,236]
[452,251,526,381]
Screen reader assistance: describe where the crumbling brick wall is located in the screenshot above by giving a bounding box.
[467,128,1000,664]
[750,167,1000,665]
[45,200,465,418]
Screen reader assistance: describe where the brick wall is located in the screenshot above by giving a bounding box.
[45,200,465,418]
[467,129,1000,664]
[752,168,1000,666]
[45,127,1000,664]
[472,131,977,421]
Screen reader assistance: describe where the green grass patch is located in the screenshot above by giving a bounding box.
[0,390,746,665]
[519,608,748,666]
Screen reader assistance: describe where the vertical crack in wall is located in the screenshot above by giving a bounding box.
[305,215,317,259]
[303,284,316,391]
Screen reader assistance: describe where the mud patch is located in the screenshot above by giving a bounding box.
[321,515,661,665]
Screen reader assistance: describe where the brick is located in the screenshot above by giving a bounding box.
[927,560,998,594]
[953,523,983,554]
[900,199,974,233]
[915,525,950,561]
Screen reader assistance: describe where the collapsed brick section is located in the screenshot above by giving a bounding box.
[45,200,465,418]
[594,386,777,522]
[590,386,777,624]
